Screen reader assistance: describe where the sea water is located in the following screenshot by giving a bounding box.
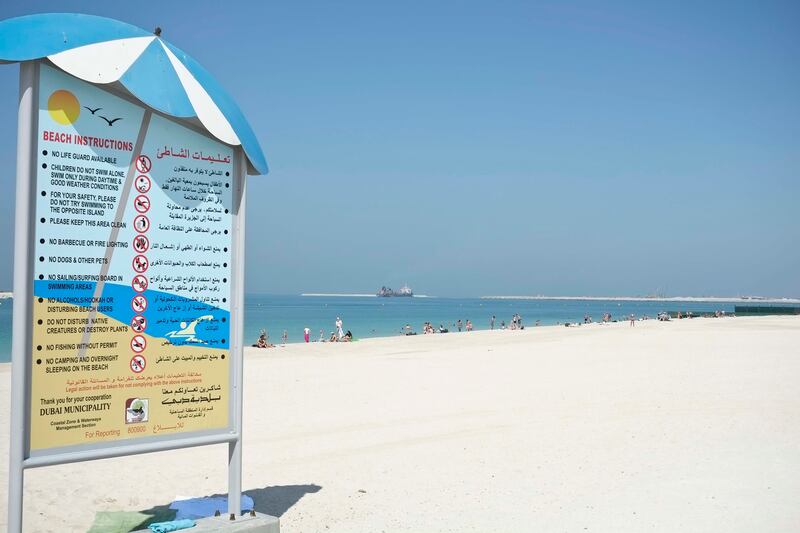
[0,294,741,361]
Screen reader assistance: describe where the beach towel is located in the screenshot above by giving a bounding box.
[169,494,255,519]
[148,519,196,533]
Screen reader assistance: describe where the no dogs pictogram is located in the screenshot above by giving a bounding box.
[132,255,149,273]
[130,355,146,373]
[135,155,152,173]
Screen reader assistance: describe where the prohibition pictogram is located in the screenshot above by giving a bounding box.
[131,295,148,313]
[134,194,150,213]
[131,315,147,333]
[130,335,147,353]
[135,155,152,173]
[135,175,151,193]
[133,215,150,233]
[132,274,148,293]
[132,255,149,273]
[130,355,146,373]
[133,235,150,253]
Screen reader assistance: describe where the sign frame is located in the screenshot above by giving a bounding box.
[8,60,248,530]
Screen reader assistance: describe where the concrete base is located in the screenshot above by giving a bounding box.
[133,512,279,532]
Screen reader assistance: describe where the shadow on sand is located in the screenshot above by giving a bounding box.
[87,484,322,532]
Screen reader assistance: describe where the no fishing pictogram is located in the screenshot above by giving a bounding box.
[130,335,147,353]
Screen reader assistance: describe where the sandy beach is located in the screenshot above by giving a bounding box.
[1,315,799,532]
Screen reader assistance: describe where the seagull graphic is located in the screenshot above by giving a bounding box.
[83,106,102,114]
[98,115,123,126]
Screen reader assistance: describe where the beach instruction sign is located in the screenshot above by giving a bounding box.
[4,13,269,530]
[30,64,234,453]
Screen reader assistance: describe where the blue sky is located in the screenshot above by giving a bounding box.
[0,1,798,297]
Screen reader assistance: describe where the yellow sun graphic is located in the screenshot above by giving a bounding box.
[48,90,80,125]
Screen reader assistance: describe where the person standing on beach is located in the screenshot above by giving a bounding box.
[457,319,462,332]
[336,316,344,339]
[490,315,495,330]
[630,314,635,326]
[282,329,288,344]
[466,320,473,331]
[304,327,310,343]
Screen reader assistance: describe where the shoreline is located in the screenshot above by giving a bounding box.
[481,295,800,304]
[0,313,794,363]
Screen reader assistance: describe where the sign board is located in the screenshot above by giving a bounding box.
[27,63,238,457]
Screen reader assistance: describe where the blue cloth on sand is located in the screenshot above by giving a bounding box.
[148,519,195,533]
[169,495,255,519]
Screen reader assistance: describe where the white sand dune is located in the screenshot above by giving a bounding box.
[1,316,799,532]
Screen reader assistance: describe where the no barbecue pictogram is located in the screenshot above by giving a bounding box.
[133,235,150,253]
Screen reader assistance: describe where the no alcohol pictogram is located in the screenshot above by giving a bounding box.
[132,274,148,293]
[131,295,148,313]
[132,255,149,273]
[135,175,151,193]
[130,355,146,373]
[130,335,147,353]
[133,235,150,253]
[134,194,150,213]
[135,155,152,173]
[133,215,150,233]
[131,315,147,333]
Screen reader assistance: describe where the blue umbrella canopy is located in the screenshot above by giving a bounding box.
[0,13,268,175]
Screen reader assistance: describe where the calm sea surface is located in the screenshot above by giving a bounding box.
[0,294,747,362]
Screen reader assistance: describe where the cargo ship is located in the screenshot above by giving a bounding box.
[377,285,413,297]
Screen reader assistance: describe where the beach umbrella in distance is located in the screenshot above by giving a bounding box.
[0,13,267,175]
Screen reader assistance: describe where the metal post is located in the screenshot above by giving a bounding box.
[8,61,37,533]
[228,148,247,518]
